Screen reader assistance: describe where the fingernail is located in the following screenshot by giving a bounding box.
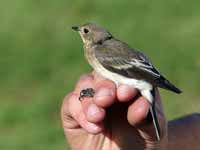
[136,101,149,115]
[118,85,132,94]
[95,88,112,97]
[87,122,100,132]
[87,104,100,116]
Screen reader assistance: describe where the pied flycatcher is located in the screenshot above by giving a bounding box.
[72,23,182,141]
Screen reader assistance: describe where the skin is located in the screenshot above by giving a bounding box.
[61,72,200,150]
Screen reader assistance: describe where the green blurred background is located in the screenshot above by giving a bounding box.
[0,0,199,149]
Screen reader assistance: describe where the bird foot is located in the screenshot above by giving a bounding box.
[79,88,95,100]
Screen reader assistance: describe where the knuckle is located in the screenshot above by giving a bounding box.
[96,79,116,90]
[75,74,94,90]
[61,92,75,112]
[63,92,75,103]
[79,74,93,82]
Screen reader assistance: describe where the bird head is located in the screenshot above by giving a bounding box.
[72,23,112,45]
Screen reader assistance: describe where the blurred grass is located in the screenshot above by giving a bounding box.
[0,0,200,149]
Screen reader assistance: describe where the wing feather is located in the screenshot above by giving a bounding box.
[92,39,181,93]
[94,40,161,81]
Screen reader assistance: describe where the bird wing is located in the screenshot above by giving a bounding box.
[94,40,161,81]
[93,39,182,93]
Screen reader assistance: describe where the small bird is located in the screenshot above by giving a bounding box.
[72,23,182,141]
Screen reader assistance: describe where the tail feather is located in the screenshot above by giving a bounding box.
[142,89,161,141]
[149,104,161,141]
[158,76,182,94]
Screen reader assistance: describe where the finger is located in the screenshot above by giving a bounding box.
[127,89,167,140]
[61,93,79,129]
[127,96,159,139]
[75,73,106,123]
[62,93,103,134]
[81,97,106,123]
[117,85,138,102]
[75,74,94,94]
[127,96,150,126]
[93,74,117,108]
[74,73,106,122]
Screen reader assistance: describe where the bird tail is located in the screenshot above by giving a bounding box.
[142,89,160,141]
[158,76,182,94]
[149,103,161,141]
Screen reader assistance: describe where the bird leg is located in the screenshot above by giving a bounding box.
[79,88,95,100]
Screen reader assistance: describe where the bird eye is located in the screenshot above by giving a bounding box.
[83,28,89,34]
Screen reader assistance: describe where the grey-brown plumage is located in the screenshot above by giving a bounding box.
[72,23,182,141]
[94,38,181,93]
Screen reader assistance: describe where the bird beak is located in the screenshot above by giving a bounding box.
[71,26,80,31]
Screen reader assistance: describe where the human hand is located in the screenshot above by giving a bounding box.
[61,72,168,150]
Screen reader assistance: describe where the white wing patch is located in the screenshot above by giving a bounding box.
[131,58,161,77]
[110,57,161,77]
[130,59,153,68]
[112,60,133,69]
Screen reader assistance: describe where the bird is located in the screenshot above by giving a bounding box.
[72,22,182,141]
